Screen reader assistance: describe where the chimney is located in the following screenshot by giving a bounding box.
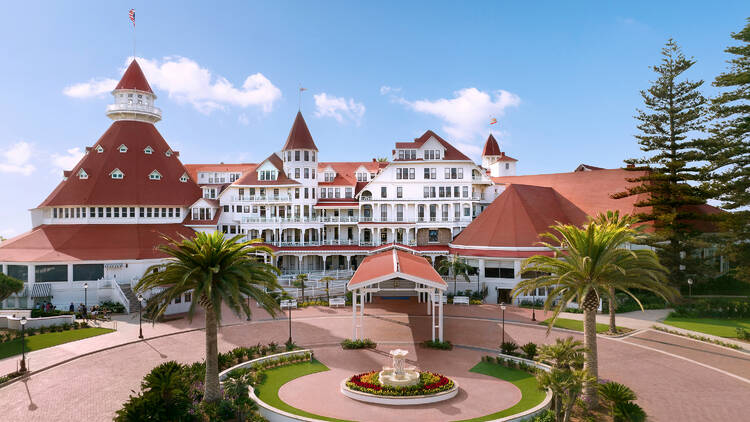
[626,163,635,168]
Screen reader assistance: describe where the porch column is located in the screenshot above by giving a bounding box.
[359,290,365,339]
[438,290,444,342]
[426,290,431,315]
[67,264,73,286]
[320,255,328,273]
[431,290,436,342]
[352,289,357,340]
[298,255,303,271]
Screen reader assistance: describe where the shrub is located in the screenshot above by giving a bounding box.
[614,401,647,422]
[500,341,518,355]
[521,342,538,360]
[671,297,750,319]
[340,338,376,349]
[736,327,750,341]
[422,339,453,350]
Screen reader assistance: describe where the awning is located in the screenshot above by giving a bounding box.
[31,283,52,298]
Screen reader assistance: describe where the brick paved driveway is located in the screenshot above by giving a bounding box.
[0,301,747,422]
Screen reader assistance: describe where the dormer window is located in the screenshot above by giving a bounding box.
[110,168,124,179]
[144,146,154,155]
[324,172,336,182]
[259,170,277,181]
[95,145,104,153]
[397,149,417,160]
[165,149,173,157]
[356,172,368,182]
[118,144,128,153]
[423,149,441,160]
[149,170,162,180]
[78,169,88,180]
[179,173,188,183]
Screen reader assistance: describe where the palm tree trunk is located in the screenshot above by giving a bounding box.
[582,292,599,407]
[203,306,221,402]
[608,287,617,333]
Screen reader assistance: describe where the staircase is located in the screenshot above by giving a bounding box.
[120,285,140,314]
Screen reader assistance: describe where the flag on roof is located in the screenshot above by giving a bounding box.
[129,9,135,26]
[299,87,307,92]
[490,117,498,125]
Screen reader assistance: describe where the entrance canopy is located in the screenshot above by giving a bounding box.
[347,249,447,342]
[347,249,447,291]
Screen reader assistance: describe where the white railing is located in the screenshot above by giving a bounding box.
[232,195,291,202]
[106,103,162,117]
[265,240,418,247]
[111,281,131,312]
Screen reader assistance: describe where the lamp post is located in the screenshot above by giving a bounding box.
[247,296,251,321]
[531,291,537,322]
[287,303,292,345]
[687,278,693,297]
[137,294,144,339]
[83,283,88,320]
[500,303,507,345]
[19,317,27,373]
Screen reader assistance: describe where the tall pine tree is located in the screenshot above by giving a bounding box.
[703,19,750,283]
[615,39,710,285]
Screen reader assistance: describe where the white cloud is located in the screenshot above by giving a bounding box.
[313,93,365,125]
[0,142,35,176]
[64,56,282,114]
[399,87,520,141]
[380,85,401,95]
[62,78,118,98]
[51,147,85,173]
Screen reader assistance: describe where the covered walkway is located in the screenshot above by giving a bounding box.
[346,249,447,341]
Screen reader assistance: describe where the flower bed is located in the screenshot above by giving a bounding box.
[346,370,454,396]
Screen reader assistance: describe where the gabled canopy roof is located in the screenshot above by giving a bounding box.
[347,249,446,290]
[0,224,195,262]
[282,112,318,151]
[452,184,588,249]
[395,130,471,161]
[482,133,501,156]
[39,120,201,207]
[115,60,154,93]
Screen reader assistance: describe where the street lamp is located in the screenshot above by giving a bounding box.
[531,291,537,322]
[83,283,88,320]
[19,317,27,373]
[687,278,693,297]
[247,296,251,321]
[137,294,144,339]
[287,303,293,345]
[500,303,507,346]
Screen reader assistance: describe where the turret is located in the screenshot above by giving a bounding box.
[481,133,517,177]
[281,112,319,180]
[106,60,162,124]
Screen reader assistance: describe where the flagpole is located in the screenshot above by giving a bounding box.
[298,84,302,111]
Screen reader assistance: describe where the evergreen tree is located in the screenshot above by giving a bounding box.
[615,39,710,285]
[702,19,750,283]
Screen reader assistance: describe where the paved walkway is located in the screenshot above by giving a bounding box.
[0,302,748,422]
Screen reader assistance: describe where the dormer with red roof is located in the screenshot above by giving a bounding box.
[481,133,517,177]
[106,60,162,124]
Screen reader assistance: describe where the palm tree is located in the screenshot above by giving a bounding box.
[294,273,308,301]
[437,255,472,296]
[320,276,334,302]
[536,337,593,422]
[0,273,24,303]
[135,232,282,403]
[512,218,675,406]
[598,381,638,420]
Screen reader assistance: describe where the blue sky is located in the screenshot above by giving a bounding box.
[0,1,747,237]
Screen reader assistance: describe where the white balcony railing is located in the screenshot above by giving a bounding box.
[233,195,292,203]
[106,103,162,118]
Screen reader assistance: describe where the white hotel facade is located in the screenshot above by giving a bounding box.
[0,59,653,310]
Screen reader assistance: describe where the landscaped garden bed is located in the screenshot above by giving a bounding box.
[540,317,631,334]
[346,370,454,396]
[0,324,113,360]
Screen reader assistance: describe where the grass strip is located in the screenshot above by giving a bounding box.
[455,361,547,422]
[662,316,750,338]
[0,327,114,359]
[540,317,628,333]
[255,359,354,422]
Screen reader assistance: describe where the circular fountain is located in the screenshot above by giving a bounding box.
[378,349,421,387]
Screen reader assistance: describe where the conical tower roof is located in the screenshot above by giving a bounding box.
[282,112,318,151]
[40,120,201,207]
[115,60,153,93]
[482,133,501,156]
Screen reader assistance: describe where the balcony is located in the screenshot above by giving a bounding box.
[241,216,321,224]
[233,195,292,203]
[264,240,418,248]
[320,216,359,223]
[106,103,162,119]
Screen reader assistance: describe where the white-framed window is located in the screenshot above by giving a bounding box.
[259,170,277,181]
[356,172,368,182]
[95,145,104,153]
[118,144,128,153]
[179,173,188,183]
[320,188,327,198]
[325,172,335,182]
[165,149,173,157]
[144,146,154,155]
[110,168,124,179]
[345,187,353,198]
[149,170,162,180]
[397,186,403,198]
[505,163,510,170]
[78,169,88,179]
[424,168,437,179]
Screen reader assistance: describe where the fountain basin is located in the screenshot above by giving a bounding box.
[379,368,420,387]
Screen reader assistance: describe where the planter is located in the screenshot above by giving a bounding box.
[340,379,459,405]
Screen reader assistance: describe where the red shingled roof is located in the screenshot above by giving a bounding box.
[348,249,446,289]
[233,153,299,186]
[317,162,382,186]
[183,163,256,182]
[282,112,318,151]
[452,184,588,249]
[396,130,472,161]
[40,120,202,207]
[482,134,501,156]
[115,60,153,93]
[0,224,195,262]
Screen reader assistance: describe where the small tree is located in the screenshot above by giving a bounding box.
[294,273,308,301]
[437,255,472,296]
[320,276,334,302]
[0,273,24,303]
[536,337,594,422]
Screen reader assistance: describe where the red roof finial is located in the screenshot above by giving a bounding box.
[115,60,153,93]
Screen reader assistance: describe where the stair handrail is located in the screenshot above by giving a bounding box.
[112,281,131,313]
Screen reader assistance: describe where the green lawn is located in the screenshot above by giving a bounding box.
[662,316,750,338]
[255,359,353,422]
[455,361,547,422]
[540,317,629,333]
[0,327,114,359]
